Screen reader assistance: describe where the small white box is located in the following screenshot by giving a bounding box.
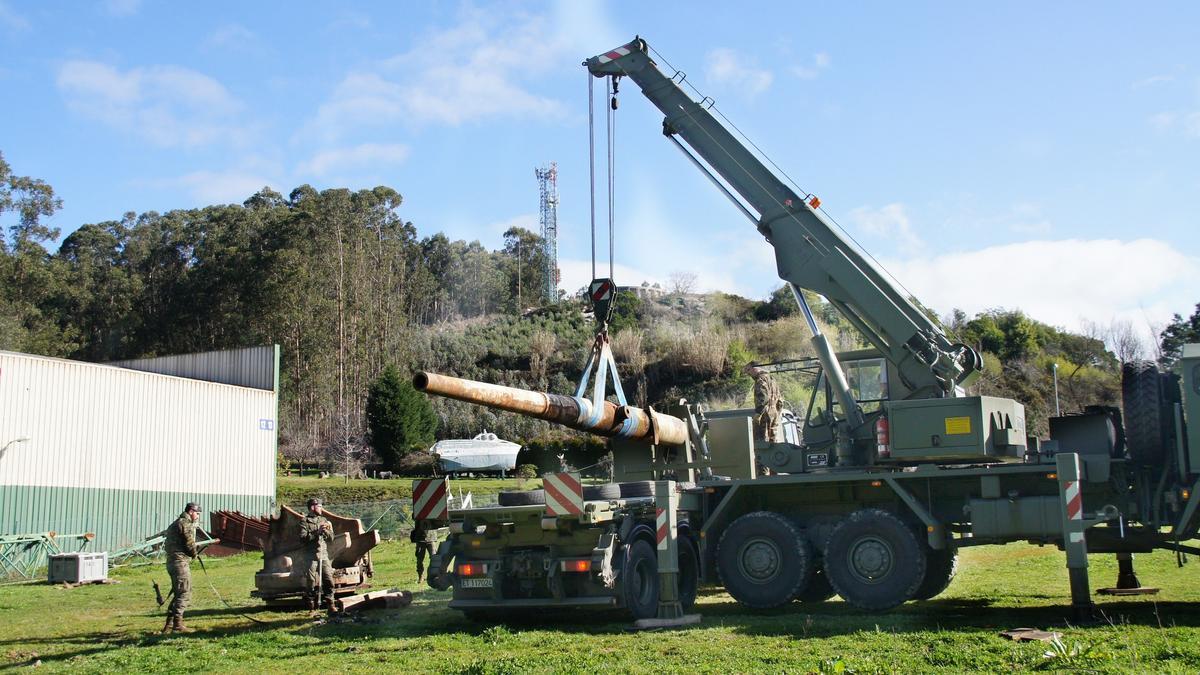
[48,552,109,583]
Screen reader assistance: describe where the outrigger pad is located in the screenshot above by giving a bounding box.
[628,614,701,631]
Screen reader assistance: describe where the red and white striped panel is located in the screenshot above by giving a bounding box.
[413,478,448,521]
[544,472,584,517]
[656,507,669,551]
[1064,480,1082,520]
[595,44,635,65]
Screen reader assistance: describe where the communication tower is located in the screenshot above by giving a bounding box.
[535,162,559,302]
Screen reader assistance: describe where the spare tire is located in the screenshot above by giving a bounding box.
[618,481,655,498]
[497,489,545,506]
[1122,361,1169,464]
[583,483,621,501]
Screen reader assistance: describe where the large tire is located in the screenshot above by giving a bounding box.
[911,547,958,601]
[618,481,655,498]
[497,489,545,506]
[583,483,621,501]
[678,535,700,612]
[824,509,926,611]
[1122,361,1169,464]
[717,511,814,609]
[792,568,837,603]
[619,539,659,620]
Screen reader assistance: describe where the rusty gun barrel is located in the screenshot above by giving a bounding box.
[413,371,688,446]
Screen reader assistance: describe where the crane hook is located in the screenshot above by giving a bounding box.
[610,76,620,110]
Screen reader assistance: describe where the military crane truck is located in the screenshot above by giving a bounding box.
[413,37,1199,621]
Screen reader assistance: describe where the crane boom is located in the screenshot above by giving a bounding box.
[586,38,980,398]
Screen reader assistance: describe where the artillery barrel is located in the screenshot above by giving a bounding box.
[413,371,688,446]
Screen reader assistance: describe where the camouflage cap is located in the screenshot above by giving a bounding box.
[185,502,202,513]
[307,497,322,507]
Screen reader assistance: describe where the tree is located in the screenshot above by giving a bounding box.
[366,365,438,470]
[668,270,698,296]
[1160,303,1200,368]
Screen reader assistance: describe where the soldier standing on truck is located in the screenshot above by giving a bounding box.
[300,497,335,612]
[410,521,433,583]
[162,502,201,634]
[746,365,783,442]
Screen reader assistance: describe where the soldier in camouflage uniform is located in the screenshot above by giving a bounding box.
[745,365,783,442]
[162,502,201,633]
[410,522,433,583]
[300,497,335,612]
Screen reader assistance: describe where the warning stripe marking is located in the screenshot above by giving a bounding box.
[544,473,583,516]
[590,280,613,302]
[413,479,448,520]
[596,46,633,65]
[1064,481,1082,520]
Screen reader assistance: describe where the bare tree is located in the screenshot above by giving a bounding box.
[668,270,699,296]
[1108,319,1145,364]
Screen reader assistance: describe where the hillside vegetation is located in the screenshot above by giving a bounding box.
[3,152,1196,473]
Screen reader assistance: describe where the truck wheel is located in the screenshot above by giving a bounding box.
[792,568,837,603]
[618,481,655,498]
[1122,361,1169,464]
[678,535,700,611]
[717,511,813,609]
[619,540,659,620]
[497,489,545,506]
[583,483,621,501]
[824,509,926,611]
[911,547,958,601]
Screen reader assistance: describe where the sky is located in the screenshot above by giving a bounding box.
[2,2,1198,350]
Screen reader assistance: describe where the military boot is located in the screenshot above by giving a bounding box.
[160,615,174,634]
[172,615,193,634]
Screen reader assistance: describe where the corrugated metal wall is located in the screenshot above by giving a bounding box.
[110,345,278,391]
[0,350,278,553]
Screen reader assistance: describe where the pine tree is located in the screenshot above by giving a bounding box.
[365,365,437,469]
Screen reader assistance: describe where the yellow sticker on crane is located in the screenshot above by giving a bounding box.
[944,416,972,435]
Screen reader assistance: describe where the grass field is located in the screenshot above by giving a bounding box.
[4,541,1200,673]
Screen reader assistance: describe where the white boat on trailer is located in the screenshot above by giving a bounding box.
[431,431,522,476]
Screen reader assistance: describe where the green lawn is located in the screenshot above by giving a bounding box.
[276,476,543,508]
[4,542,1200,673]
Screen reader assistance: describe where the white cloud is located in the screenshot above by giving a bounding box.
[559,259,666,297]
[1148,109,1200,139]
[878,238,1200,343]
[793,52,832,80]
[297,143,410,177]
[307,8,583,138]
[0,1,29,31]
[163,170,278,205]
[706,48,773,96]
[847,203,922,254]
[206,23,256,49]
[1133,74,1174,89]
[57,60,246,148]
[103,0,141,16]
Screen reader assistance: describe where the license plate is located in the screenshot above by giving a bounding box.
[460,577,493,588]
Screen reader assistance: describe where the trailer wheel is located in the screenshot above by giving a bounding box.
[824,509,926,611]
[717,511,814,609]
[678,535,700,611]
[583,483,621,501]
[619,540,660,620]
[497,489,545,506]
[911,547,958,601]
[1122,361,1169,464]
[792,568,837,603]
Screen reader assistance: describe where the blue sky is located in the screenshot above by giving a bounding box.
[2,2,1197,349]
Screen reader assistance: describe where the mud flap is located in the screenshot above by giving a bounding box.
[592,533,617,589]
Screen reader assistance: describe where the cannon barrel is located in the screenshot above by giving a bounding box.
[413,371,689,446]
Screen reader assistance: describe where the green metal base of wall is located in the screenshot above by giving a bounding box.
[0,484,273,554]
